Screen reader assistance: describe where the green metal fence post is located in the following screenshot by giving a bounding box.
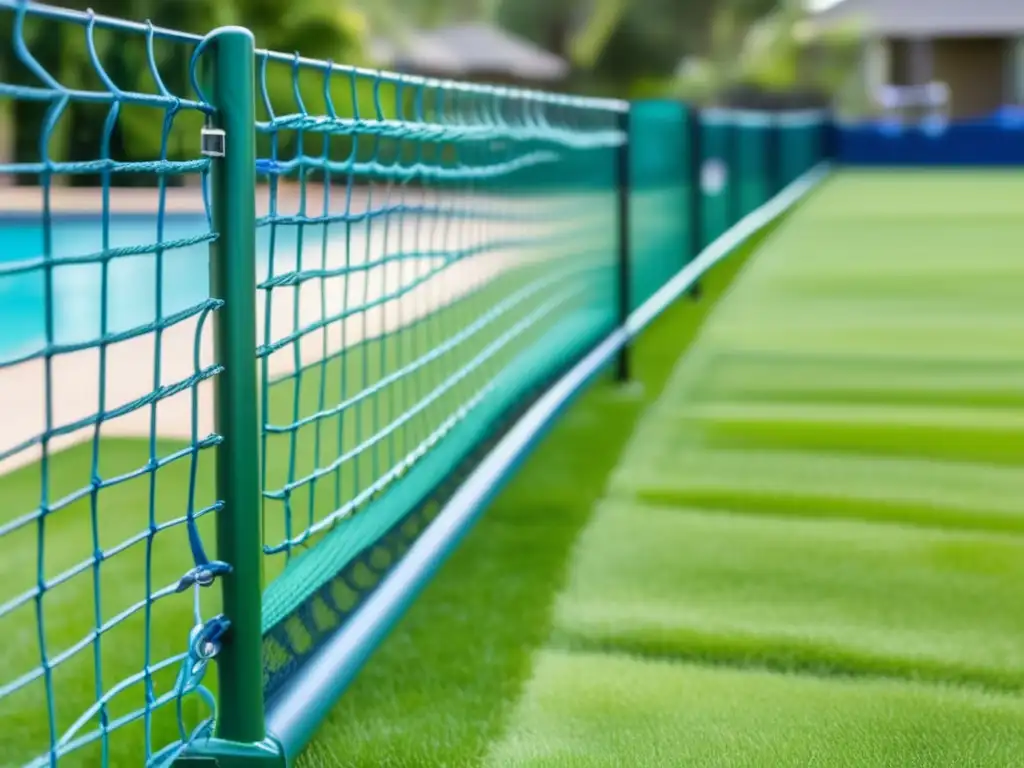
[207,24,263,746]
[175,25,284,768]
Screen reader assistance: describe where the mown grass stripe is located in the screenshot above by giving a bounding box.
[492,171,1024,767]
[486,650,1024,768]
[554,502,1024,695]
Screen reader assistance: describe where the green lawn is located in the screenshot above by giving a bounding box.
[488,171,1024,766]
[553,503,1024,691]
[487,651,1024,768]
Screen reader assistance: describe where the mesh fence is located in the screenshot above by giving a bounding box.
[253,55,625,691]
[0,2,224,766]
[255,93,828,702]
[0,2,829,764]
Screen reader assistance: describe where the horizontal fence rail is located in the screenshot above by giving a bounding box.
[0,1,832,765]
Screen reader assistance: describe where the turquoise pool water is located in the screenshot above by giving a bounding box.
[0,214,212,364]
[0,214,322,365]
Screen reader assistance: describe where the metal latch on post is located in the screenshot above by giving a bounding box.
[201,127,226,158]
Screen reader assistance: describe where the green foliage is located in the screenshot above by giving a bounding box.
[671,0,862,105]
[569,0,779,91]
[670,59,720,104]
[352,0,501,39]
[490,171,1024,766]
[358,0,790,99]
[627,76,678,100]
[240,0,364,60]
[498,0,695,90]
[568,0,626,70]
[736,0,861,95]
[1,0,364,184]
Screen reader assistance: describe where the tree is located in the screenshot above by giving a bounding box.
[498,0,780,95]
[348,0,782,97]
[735,0,861,94]
[1,0,364,184]
[698,0,863,109]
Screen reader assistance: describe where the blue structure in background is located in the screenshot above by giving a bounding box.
[838,106,1024,166]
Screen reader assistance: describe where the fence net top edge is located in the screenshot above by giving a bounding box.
[257,47,628,114]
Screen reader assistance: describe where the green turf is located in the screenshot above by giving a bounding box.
[0,439,218,767]
[294,221,772,767]
[553,503,1024,691]
[486,650,1024,768]
[493,170,1024,766]
[616,171,1024,533]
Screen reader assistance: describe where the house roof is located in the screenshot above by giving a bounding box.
[812,0,1024,37]
[371,23,570,82]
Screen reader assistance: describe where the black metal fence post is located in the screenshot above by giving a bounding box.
[727,114,742,227]
[615,104,632,382]
[824,115,839,163]
[687,104,704,300]
[687,105,703,258]
[767,112,782,197]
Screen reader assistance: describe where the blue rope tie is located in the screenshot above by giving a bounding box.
[174,561,232,593]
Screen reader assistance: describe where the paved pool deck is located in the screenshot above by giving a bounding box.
[0,183,572,216]
[0,182,398,217]
[0,184,207,214]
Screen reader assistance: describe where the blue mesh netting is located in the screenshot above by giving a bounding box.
[0,2,227,764]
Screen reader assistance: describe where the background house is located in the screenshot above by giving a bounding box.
[370,23,570,87]
[812,0,1024,119]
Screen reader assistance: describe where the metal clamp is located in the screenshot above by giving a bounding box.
[201,126,226,158]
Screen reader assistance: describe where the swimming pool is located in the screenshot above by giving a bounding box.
[0,214,333,365]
